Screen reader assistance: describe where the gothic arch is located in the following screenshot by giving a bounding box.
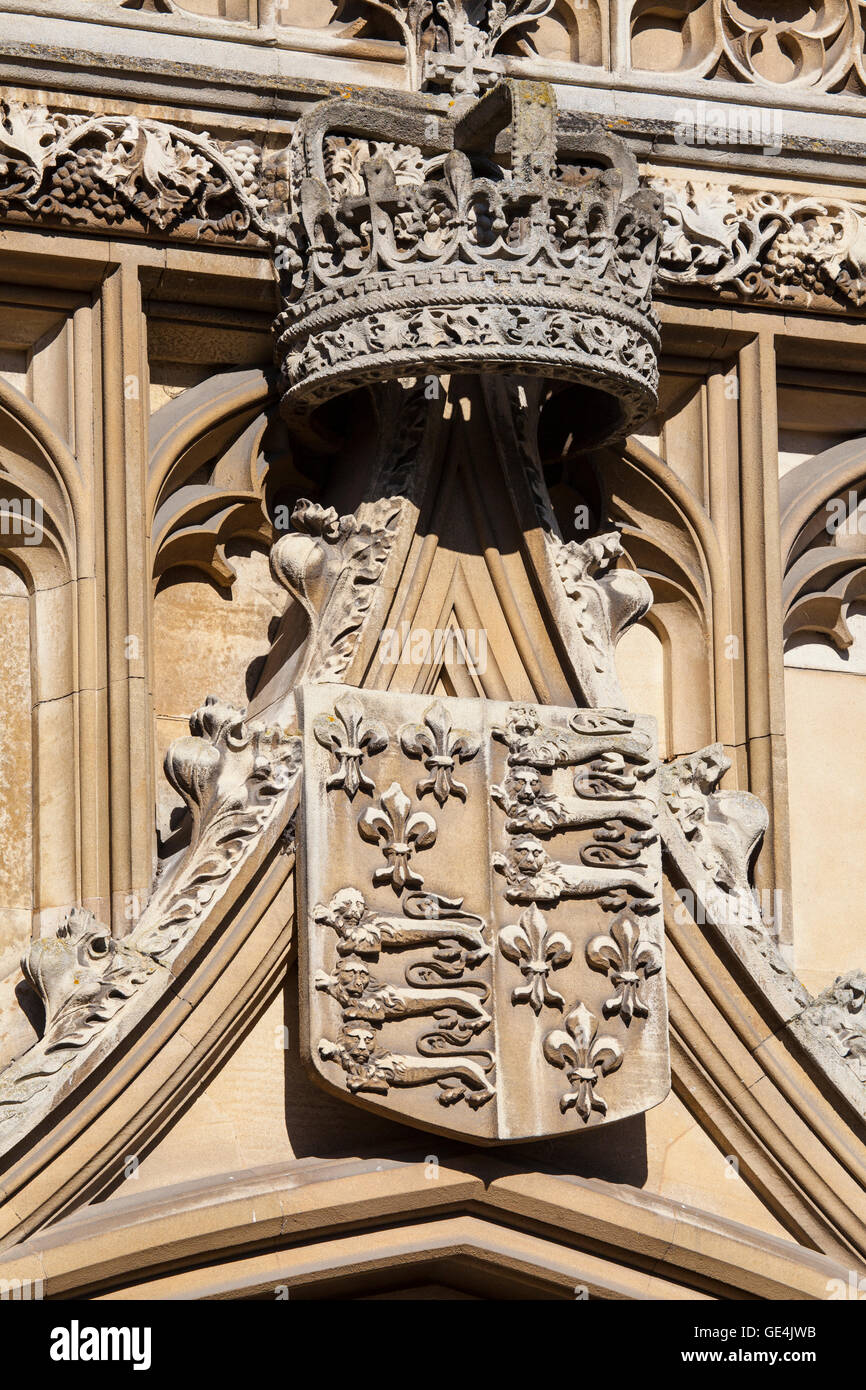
[601,436,720,756]
[148,367,276,533]
[0,1139,855,1299]
[0,386,81,942]
[780,435,866,650]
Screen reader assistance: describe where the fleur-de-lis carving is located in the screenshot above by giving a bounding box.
[586,912,662,1024]
[400,701,479,805]
[543,1003,623,1121]
[358,781,437,892]
[314,694,388,799]
[498,905,572,1014]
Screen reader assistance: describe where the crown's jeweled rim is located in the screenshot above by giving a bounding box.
[276,273,660,444]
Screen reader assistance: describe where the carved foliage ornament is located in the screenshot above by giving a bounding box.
[137,697,301,959]
[659,743,768,935]
[298,684,669,1141]
[270,497,405,685]
[0,100,273,240]
[551,531,654,684]
[1,92,860,323]
[23,909,157,1054]
[802,971,866,1082]
[655,178,866,313]
[0,909,163,1120]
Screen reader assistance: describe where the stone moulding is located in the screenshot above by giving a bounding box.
[9,0,866,114]
[659,743,769,937]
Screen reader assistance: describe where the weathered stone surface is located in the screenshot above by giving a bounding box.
[298,683,669,1141]
[274,80,663,438]
[0,0,864,1305]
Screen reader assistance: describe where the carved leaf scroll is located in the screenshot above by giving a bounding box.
[0,99,272,241]
[655,178,866,314]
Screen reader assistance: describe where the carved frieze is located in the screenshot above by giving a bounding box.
[7,89,866,323]
[655,178,866,314]
[297,684,669,1140]
[0,100,274,241]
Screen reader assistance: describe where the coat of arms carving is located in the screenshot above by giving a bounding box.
[297,684,670,1142]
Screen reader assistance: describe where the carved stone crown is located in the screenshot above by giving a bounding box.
[274,81,663,445]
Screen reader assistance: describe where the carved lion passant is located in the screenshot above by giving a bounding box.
[494,705,654,773]
[318,1024,495,1108]
[313,887,489,964]
[491,765,656,835]
[314,960,491,1032]
[492,834,659,909]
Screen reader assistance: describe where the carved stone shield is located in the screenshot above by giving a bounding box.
[297,684,670,1143]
